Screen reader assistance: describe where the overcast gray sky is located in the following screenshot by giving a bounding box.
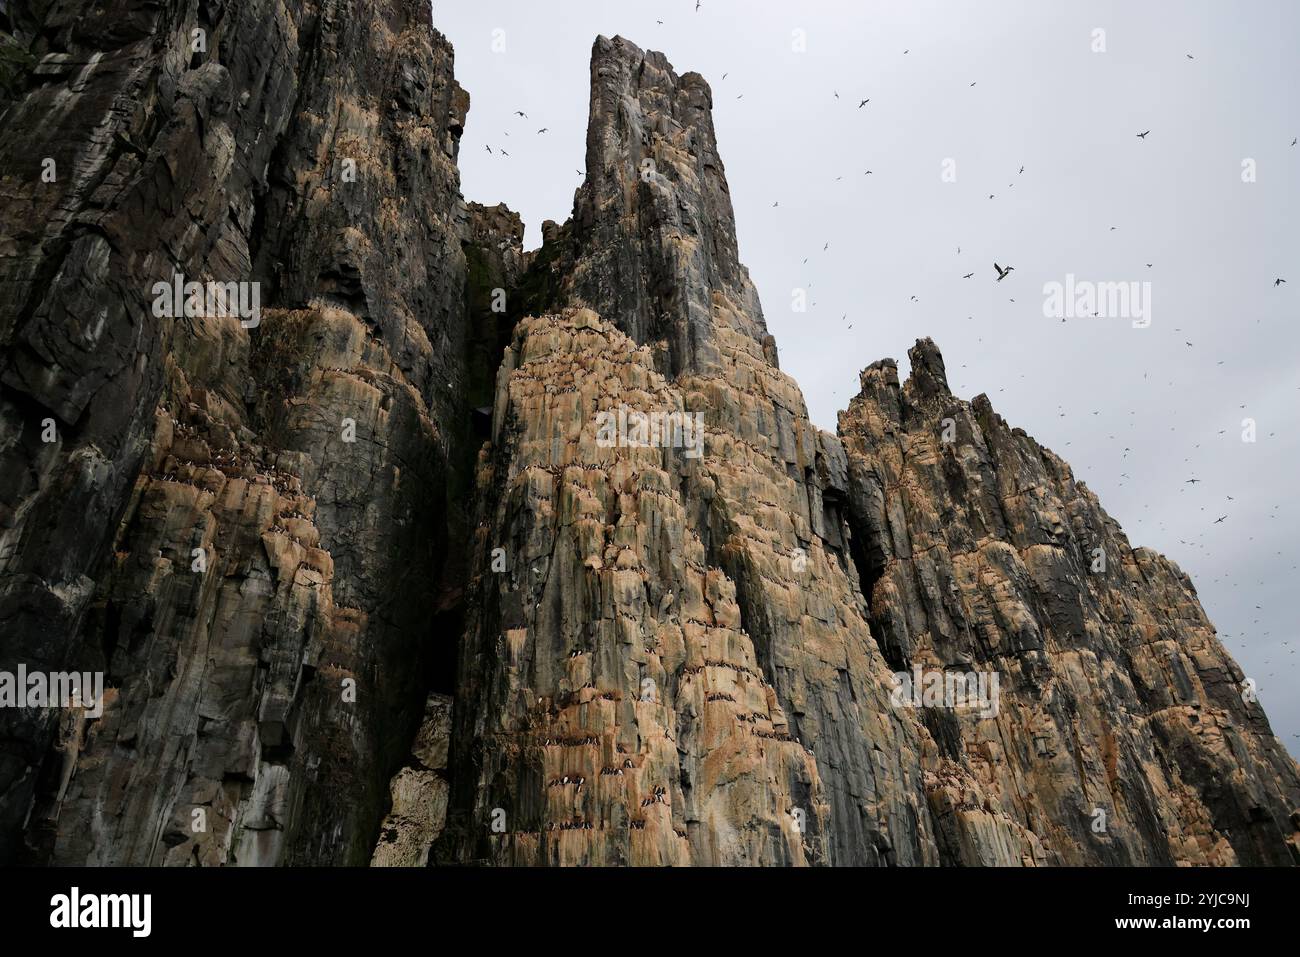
[437,0,1300,756]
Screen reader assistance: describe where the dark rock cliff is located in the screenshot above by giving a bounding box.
[0,0,480,865]
[0,5,1294,866]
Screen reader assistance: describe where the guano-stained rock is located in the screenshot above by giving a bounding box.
[0,8,1295,868]
[838,340,1300,865]
[1,0,475,865]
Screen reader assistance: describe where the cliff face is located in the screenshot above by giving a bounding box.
[0,7,1295,866]
[840,342,1300,864]
[442,36,936,866]
[0,0,480,865]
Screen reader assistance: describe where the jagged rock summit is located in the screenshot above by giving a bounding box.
[840,339,1300,864]
[523,36,775,378]
[0,6,1295,867]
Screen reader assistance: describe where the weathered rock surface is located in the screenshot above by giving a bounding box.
[439,35,1297,867]
[439,308,839,864]
[440,37,944,866]
[371,692,451,867]
[0,7,1294,868]
[839,341,1300,864]
[519,36,776,378]
[0,0,477,864]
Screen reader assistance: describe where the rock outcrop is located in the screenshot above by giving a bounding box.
[370,692,452,866]
[0,7,1295,867]
[0,0,477,865]
[518,37,773,378]
[839,341,1300,864]
[437,35,1298,867]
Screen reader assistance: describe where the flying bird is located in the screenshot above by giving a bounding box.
[537,128,548,133]
[515,111,527,117]
[1215,516,1227,524]
[484,144,492,153]
[1137,130,1150,139]
[858,98,869,108]
[994,263,1014,281]
[1275,278,1287,286]
[963,273,974,279]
